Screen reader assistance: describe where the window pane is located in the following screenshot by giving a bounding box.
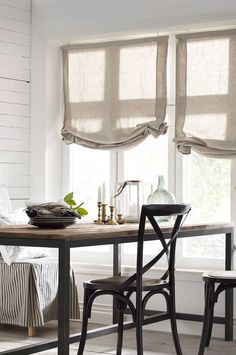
[184,113,227,141]
[70,145,110,255]
[183,234,225,260]
[122,239,168,268]
[187,38,229,96]
[70,144,110,221]
[68,50,105,102]
[123,135,168,255]
[116,115,155,131]
[123,135,168,183]
[119,44,157,100]
[183,152,230,223]
[182,151,231,260]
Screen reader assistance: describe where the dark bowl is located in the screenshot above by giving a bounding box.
[28,216,78,229]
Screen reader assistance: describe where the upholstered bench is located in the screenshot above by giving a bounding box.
[0,257,79,336]
[0,185,79,336]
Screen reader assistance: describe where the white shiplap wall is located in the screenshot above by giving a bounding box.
[0,0,31,208]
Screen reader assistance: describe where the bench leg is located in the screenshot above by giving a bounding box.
[28,326,36,337]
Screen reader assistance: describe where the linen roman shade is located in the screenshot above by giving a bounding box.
[175,29,236,158]
[61,37,169,149]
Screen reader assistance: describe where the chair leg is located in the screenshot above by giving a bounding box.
[116,300,125,355]
[77,288,94,355]
[136,318,143,355]
[205,289,215,347]
[136,290,143,355]
[169,288,182,355]
[198,281,214,355]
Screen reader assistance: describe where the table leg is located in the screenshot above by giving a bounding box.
[225,229,234,341]
[113,244,121,324]
[58,241,70,355]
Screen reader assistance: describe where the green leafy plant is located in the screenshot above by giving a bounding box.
[64,192,88,217]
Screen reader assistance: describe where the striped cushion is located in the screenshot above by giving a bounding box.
[0,258,79,327]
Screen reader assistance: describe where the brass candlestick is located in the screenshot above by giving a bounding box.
[117,213,125,224]
[96,201,104,225]
[101,203,108,223]
[107,206,117,225]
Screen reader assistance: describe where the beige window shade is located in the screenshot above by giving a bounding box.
[61,37,169,149]
[175,29,236,158]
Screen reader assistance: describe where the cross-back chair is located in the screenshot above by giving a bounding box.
[77,203,191,355]
[198,270,236,355]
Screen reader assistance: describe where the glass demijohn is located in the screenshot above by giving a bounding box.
[147,175,176,221]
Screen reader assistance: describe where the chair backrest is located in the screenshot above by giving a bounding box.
[121,203,191,289]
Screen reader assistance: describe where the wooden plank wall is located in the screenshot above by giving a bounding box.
[0,0,31,208]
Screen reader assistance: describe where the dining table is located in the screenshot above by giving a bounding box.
[0,221,234,355]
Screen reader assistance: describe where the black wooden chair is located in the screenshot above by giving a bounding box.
[198,271,236,355]
[77,203,191,355]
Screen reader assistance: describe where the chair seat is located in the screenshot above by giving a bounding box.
[199,270,236,354]
[85,276,167,291]
[203,270,236,280]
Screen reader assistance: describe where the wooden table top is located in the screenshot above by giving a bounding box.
[0,222,233,241]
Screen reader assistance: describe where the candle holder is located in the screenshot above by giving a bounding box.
[101,203,108,223]
[107,206,117,225]
[95,201,104,225]
[117,213,125,224]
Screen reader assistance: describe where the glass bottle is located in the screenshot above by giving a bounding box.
[147,175,176,221]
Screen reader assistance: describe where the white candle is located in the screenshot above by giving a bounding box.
[101,182,106,203]
[98,185,102,202]
[110,194,114,206]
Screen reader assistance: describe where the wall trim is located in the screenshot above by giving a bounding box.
[71,261,204,282]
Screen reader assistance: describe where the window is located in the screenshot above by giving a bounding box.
[65,34,233,270]
[177,152,231,268]
[62,37,168,150]
[174,32,234,268]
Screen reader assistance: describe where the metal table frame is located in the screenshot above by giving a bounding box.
[0,223,234,355]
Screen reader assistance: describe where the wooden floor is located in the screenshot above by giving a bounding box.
[0,321,236,354]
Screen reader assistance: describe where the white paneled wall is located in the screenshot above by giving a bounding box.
[0,0,31,208]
